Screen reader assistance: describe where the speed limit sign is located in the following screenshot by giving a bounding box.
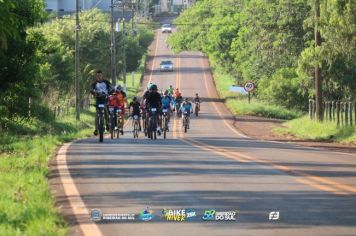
[244,81,255,92]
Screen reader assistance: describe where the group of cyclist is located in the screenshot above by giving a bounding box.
[90,70,201,138]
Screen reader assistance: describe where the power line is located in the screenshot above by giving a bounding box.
[47,17,237,26]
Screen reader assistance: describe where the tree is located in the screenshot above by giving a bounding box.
[0,0,45,124]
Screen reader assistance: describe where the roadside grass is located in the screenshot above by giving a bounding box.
[0,109,95,236]
[0,62,144,235]
[211,66,303,120]
[125,53,146,100]
[275,116,356,143]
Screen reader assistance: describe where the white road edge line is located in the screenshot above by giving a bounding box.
[200,55,248,138]
[56,142,103,236]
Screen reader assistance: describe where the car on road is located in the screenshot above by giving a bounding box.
[160,59,174,72]
[161,24,172,33]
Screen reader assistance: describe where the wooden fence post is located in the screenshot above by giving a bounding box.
[344,102,348,126]
[309,99,313,120]
[313,99,315,120]
[331,101,335,121]
[349,101,353,126]
[336,101,340,127]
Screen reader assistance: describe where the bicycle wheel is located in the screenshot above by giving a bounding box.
[110,114,115,139]
[133,120,139,138]
[184,117,188,133]
[144,116,148,136]
[98,114,104,142]
[117,116,121,139]
[150,116,156,140]
[163,116,167,139]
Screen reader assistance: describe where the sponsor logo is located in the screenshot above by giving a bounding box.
[139,208,154,221]
[90,209,102,222]
[215,211,237,221]
[202,209,216,221]
[162,209,186,221]
[269,211,280,221]
[101,213,135,221]
[185,209,197,220]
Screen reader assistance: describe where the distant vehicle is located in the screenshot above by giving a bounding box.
[160,59,174,72]
[161,24,172,33]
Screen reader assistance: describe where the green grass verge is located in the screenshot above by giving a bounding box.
[0,109,95,236]
[212,66,303,120]
[125,53,146,101]
[0,63,144,235]
[275,116,356,143]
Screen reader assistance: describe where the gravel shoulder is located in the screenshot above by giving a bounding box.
[232,115,356,153]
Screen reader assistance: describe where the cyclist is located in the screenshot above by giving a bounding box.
[193,93,201,113]
[167,85,174,96]
[107,90,121,130]
[179,98,193,129]
[141,83,153,134]
[129,96,142,131]
[173,88,183,114]
[161,90,173,128]
[194,93,200,103]
[115,85,127,135]
[145,84,162,135]
[90,70,113,135]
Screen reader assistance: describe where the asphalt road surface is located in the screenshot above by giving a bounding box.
[52,25,356,236]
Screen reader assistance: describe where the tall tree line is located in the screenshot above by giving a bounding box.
[0,3,154,128]
[169,0,356,110]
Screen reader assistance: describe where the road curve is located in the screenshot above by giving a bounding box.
[52,26,356,236]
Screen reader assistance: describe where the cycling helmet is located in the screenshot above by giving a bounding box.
[150,84,158,91]
[147,82,153,90]
[133,96,137,101]
[115,85,122,92]
[185,97,189,102]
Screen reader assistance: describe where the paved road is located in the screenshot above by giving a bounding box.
[52,26,356,236]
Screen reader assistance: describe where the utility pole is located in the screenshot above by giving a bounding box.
[144,0,148,18]
[75,0,80,120]
[110,0,117,86]
[315,0,323,121]
[122,1,127,90]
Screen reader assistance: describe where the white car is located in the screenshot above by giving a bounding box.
[160,59,174,72]
[161,24,172,33]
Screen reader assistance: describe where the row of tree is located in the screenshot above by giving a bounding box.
[0,2,154,128]
[168,0,355,110]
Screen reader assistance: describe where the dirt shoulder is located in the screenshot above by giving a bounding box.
[232,115,356,153]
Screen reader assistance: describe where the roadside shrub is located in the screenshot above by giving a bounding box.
[258,68,308,110]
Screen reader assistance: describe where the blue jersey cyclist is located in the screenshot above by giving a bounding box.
[179,98,193,115]
[179,98,193,129]
[161,90,173,122]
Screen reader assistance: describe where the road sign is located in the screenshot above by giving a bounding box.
[244,81,255,92]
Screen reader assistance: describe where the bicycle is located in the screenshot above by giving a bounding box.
[93,92,108,142]
[162,108,169,139]
[133,115,140,138]
[108,106,116,139]
[116,107,124,139]
[175,100,182,117]
[195,101,200,117]
[148,107,158,140]
[142,109,148,137]
[182,111,190,133]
